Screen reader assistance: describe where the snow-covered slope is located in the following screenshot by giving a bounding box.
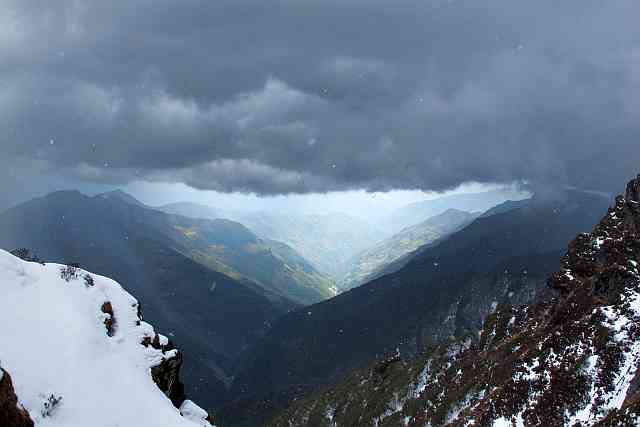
[0,249,213,427]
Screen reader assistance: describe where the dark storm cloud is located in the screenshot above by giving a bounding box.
[1,0,639,195]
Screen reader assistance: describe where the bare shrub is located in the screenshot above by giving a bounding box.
[60,265,79,282]
[41,394,62,418]
[83,274,95,288]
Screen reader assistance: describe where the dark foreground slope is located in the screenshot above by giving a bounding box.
[270,175,640,427]
[223,190,610,425]
[0,191,287,409]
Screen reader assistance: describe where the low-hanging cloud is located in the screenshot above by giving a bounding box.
[1,0,639,198]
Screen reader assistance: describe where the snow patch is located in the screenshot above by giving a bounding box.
[489,301,498,313]
[567,289,640,426]
[492,413,525,427]
[180,400,212,426]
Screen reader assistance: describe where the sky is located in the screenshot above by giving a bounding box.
[1,0,638,211]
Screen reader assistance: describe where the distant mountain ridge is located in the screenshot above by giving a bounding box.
[156,212,336,306]
[236,212,383,281]
[156,202,382,282]
[480,198,531,217]
[382,189,529,234]
[112,192,336,305]
[340,209,478,290]
[99,189,148,207]
[160,202,222,221]
[1,191,337,307]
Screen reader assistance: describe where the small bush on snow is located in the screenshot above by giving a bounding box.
[10,248,45,265]
[41,394,63,418]
[83,274,95,287]
[60,264,79,282]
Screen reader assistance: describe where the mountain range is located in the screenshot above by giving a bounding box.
[268,175,640,427]
[2,181,634,427]
[221,189,611,426]
[109,192,336,306]
[157,203,383,283]
[381,189,529,234]
[0,186,528,417]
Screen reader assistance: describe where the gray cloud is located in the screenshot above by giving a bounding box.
[1,0,639,197]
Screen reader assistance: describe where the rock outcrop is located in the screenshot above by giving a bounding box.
[148,339,187,408]
[0,369,34,427]
[135,303,187,409]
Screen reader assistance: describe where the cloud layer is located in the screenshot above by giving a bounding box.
[1,0,639,196]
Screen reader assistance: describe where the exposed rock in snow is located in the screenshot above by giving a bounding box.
[180,400,213,426]
[0,367,34,427]
[0,249,213,427]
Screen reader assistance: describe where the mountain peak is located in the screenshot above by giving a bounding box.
[548,175,640,296]
[440,207,469,215]
[96,190,145,206]
[625,174,640,203]
[44,189,86,200]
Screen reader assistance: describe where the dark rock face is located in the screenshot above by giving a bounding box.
[136,304,187,408]
[627,175,640,206]
[268,176,640,427]
[0,369,34,427]
[151,350,186,408]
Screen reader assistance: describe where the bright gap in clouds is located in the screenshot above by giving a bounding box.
[122,181,529,223]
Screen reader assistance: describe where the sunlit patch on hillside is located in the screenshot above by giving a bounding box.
[174,226,199,239]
